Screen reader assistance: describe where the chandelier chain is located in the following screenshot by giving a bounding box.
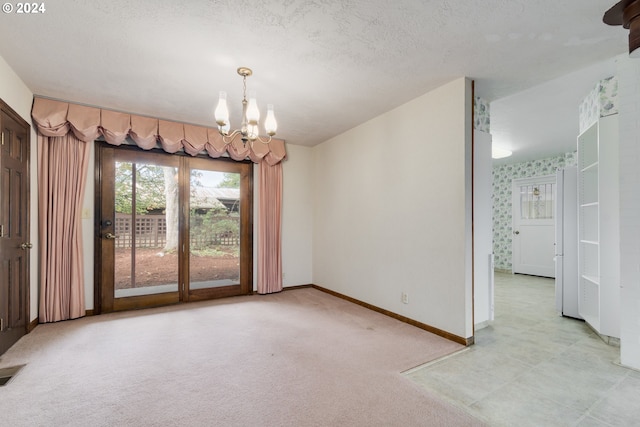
[242,75,247,101]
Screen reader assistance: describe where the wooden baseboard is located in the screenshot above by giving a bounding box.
[85,309,95,316]
[283,284,313,291]
[311,285,473,346]
[27,318,38,333]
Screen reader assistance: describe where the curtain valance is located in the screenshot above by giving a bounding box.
[31,97,287,165]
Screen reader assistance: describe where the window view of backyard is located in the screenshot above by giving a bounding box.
[113,162,240,298]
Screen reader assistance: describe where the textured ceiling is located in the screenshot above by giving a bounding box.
[0,0,628,161]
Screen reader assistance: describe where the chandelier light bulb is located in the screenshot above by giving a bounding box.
[246,91,260,126]
[265,104,277,136]
[214,91,230,127]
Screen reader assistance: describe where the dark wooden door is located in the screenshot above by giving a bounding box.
[0,100,30,355]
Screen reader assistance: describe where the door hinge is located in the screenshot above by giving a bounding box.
[0,224,3,238]
[1,131,4,146]
[0,318,3,332]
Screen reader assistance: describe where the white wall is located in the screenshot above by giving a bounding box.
[311,78,474,340]
[617,54,640,369]
[0,55,39,322]
[281,144,313,286]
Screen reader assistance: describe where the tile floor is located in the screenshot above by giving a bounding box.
[406,272,640,427]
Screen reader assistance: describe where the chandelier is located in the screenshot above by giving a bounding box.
[214,67,277,146]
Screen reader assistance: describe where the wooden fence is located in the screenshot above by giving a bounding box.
[114,214,239,248]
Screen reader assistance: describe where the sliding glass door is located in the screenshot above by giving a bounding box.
[185,157,252,301]
[96,144,252,313]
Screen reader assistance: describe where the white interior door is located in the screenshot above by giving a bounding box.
[512,175,556,278]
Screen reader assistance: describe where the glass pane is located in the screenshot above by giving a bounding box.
[520,183,554,220]
[189,169,240,290]
[114,162,179,298]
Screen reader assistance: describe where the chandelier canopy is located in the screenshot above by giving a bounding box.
[214,67,277,146]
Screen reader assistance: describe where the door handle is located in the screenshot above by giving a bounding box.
[20,242,33,250]
[104,233,118,240]
[513,230,520,235]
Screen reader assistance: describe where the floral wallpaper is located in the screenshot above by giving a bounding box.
[492,152,577,271]
[474,96,490,133]
[579,76,618,133]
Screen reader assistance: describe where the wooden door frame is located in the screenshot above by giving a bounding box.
[183,156,253,302]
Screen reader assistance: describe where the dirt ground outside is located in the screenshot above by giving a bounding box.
[115,247,239,289]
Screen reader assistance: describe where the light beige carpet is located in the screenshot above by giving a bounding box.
[0,288,483,426]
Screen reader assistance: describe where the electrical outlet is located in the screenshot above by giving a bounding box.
[401,292,409,304]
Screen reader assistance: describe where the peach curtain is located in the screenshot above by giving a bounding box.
[257,162,283,294]
[38,133,90,322]
[31,98,287,164]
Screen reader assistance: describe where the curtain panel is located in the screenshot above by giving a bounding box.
[38,133,90,322]
[31,97,287,165]
[257,162,283,294]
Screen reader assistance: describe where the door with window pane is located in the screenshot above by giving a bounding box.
[185,157,251,301]
[97,148,181,311]
[511,175,556,278]
[96,144,252,313]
